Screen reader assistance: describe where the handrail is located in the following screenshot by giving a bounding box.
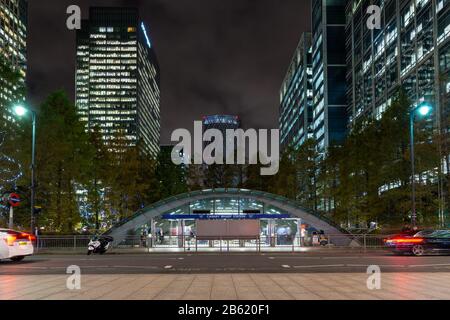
[104,188,349,235]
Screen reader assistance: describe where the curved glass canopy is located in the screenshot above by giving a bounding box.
[162,198,289,219]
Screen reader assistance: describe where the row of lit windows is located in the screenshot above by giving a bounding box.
[91,84,137,90]
[90,78,136,83]
[89,72,133,77]
[90,53,137,59]
[90,59,137,64]
[90,97,137,103]
[90,90,136,96]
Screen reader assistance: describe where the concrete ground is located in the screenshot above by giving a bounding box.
[1,252,450,300]
[1,273,450,300]
[2,251,450,274]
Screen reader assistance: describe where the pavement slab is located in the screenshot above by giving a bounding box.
[1,273,450,300]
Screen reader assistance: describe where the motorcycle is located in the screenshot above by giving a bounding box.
[87,235,114,255]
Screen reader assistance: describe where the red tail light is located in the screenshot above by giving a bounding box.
[6,235,17,246]
[386,238,424,244]
[5,231,33,245]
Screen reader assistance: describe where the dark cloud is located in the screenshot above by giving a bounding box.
[27,0,311,143]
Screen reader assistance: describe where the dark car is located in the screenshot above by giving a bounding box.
[384,230,450,256]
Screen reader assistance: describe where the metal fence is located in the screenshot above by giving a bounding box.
[34,234,389,252]
[34,235,145,252]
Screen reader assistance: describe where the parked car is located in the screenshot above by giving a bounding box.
[0,229,34,262]
[384,230,450,256]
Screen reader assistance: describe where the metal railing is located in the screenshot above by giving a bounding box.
[34,233,389,252]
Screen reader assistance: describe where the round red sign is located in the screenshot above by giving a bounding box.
[8,193,21,207]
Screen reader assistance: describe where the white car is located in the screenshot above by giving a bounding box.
[0,229,34,262]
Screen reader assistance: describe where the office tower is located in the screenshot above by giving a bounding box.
[312,0,349,155]
[200,115,242,188]
[0,0,27,113]
[345,0,450,125]
[279,33,313,152]
[202,115,241,133]
[202,115,241,157]
[76,7,160,156]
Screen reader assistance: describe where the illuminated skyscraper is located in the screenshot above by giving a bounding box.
[76,7,160,156]
[202,115,241,133]
[279,33,313,151]
[311,0,348,155]
[346,0,449,127]
[202,115,241,157]
[0,0,27,113]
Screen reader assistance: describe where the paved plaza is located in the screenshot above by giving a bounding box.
[1,273,450,300]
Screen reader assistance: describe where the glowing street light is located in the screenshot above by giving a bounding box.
[13,105,27,117]
[418,104,432,117]
[409,101,433,228]
[12,104,37,234]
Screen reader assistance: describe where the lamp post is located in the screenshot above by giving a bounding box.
[409,102,432,228]
[13,105,36,234]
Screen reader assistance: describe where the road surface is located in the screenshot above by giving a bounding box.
[1,251,450,274]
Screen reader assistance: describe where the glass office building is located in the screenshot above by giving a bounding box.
[312,0,349,155]
[0,0,27,114]
[202,114,241,156]
[76,7,161,156]
[202,115,241,132]
[279,33,313,151]
[345,0,450,125]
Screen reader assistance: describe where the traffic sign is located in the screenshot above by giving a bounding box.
[8,193,21,207]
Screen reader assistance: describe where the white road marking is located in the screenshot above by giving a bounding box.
[281,265,291,268]
[164,265,173,269]
[110,265,158,269]
[269,256,386,259]
[293,264,345,268]
[408,263,450,268]
[316,264,406,268]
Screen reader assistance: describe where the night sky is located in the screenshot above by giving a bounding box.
[27,0,311,143]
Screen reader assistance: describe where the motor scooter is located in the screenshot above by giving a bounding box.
[87,235,114,255]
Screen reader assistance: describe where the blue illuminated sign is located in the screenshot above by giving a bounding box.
[162,214,291,220]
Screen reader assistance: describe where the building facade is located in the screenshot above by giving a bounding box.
[202,115,241,133]
[0,0,27,114]
[76,7,160,156]
[345,0,450,125]
[279,33,313,151]
[311,0,349,155]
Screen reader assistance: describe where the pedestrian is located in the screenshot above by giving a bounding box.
[300,227,306,247]
[159,229,164,244]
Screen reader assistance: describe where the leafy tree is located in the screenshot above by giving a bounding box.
[0,56,26,192]
[84,126,113,231]
[293,139,320,211]
[34,91,91,232]
[155,146,188,199]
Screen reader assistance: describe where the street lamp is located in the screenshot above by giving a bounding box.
[13,104,37,234]
[409,101,432,228]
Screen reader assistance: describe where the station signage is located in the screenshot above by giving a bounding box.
[162,213,291,220]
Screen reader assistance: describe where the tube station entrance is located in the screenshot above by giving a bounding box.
[141,199,307,252]
[105,189,351,251]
